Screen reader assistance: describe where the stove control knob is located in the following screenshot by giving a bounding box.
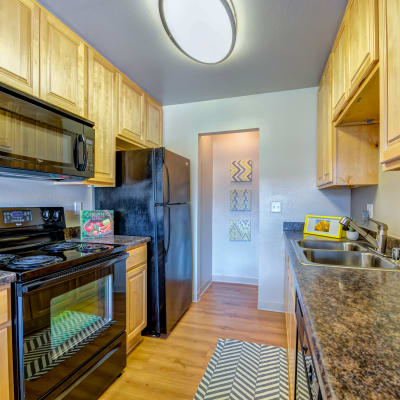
[42,209,50,221]
[53,210,61,222]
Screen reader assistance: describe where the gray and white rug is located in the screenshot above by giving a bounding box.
[194,338,289,400]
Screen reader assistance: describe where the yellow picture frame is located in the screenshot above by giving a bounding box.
[303,215,343,238]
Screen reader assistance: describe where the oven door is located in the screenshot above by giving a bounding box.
[13,253,127,400]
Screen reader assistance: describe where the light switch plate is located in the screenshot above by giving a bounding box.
[271,201,281,213]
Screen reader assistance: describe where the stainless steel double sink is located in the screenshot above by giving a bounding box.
[292,239,400,271]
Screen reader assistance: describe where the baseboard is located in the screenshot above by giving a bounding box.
[197,280,212,300]
[212,274,258,286]
[258,301,285,313]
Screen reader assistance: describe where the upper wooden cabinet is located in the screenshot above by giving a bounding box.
[332,18,349,120]
[0,0,39,96]
[39,9,86,117]
[317,58,333,187]
[145,95,163,148]
[348,0,379,98]
[86,49,117,186]
[117,73,145,146]
[379,0,400,170]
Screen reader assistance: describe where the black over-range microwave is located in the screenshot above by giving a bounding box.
[0,82,95,181]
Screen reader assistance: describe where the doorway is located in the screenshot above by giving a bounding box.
[197,130,260,299]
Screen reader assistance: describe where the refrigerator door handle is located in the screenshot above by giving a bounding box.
[163,156,171,204]
[164,205,171,258]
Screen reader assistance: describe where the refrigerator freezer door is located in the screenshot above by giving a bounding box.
[163,149,190,204]
[163,203,192,333]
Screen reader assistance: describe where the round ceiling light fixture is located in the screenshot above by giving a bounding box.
[159,0,237,64]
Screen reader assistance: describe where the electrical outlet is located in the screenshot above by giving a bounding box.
[367,203,374,219]
[271,201,281,213]
[74,201,83,216]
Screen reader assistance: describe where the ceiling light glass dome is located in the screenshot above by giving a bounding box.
[159,0,237,64]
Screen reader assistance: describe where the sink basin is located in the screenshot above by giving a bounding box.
[297,240,369,252]
[302,249,398,270]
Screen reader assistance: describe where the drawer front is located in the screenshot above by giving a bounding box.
[126,244,147,271]
[0,287,9,326]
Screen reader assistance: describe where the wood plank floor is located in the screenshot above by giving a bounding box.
[100,282,286,400]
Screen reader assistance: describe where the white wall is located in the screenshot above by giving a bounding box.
[351,168,400,238]
[163,87,351,311]
[211,132,259,285]
[0,177,94,227]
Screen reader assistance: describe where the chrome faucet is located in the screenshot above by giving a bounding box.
[339,216,388,255]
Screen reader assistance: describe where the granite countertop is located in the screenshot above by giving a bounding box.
[0,270,16,285]
[285,231,400,399]
[68,235,151,249]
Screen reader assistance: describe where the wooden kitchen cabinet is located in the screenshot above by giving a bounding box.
[144,95,163,148]
[0,0,39,96]
[86,49,118,186]
[348,0,379,98]
[285,254,296,400]
[126,244,147,354]
[317,57,333,187]
[0,285,13,400]
[117,73,145,147]
[332,16,349,120]
[39,9,86,117]
[379,0,400,170]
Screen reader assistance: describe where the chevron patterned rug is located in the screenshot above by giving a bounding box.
[194,338,289,400]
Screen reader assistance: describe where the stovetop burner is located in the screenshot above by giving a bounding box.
[77,243,112,253]
[41,242,79,252]
[7,255,63,269]
[0,254,19,264]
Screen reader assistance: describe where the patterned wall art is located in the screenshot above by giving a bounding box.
[230,189,252,211]
[230,160,253,182]
[229,219,251,241]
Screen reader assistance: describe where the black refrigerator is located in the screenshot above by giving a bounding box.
[95,148,192,336]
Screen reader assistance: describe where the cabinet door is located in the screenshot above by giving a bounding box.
[118,73,145,145]
[348,0,378,97]
[126,264,147,344]
[317,59,333,187]
[87,49,117,186]
[145,96,163,148]
[379,0,400,168]
[0,0,39,96]
[0,326,12,400]
[332,19,349,120]
[40,10,86,116]
[286,257,296,400]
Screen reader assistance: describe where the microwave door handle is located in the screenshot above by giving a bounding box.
[73,134,88,171]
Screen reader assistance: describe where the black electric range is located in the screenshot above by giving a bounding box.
[0,207,127,400]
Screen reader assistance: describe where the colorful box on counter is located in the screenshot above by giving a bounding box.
[80,210,114,239]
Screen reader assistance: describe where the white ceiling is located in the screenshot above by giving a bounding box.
[37,0,347,106]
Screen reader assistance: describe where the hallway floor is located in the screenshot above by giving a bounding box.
[100,282,287,400]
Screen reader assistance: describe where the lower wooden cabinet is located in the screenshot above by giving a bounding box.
[285,254,296,400]
[126,244,147,354]
[0,285,13,400]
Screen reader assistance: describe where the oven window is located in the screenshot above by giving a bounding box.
[23,274,113,382]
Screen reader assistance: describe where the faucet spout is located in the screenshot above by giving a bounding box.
[339,216,387,255]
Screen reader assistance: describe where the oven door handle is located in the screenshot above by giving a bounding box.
[21,253,128,294]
